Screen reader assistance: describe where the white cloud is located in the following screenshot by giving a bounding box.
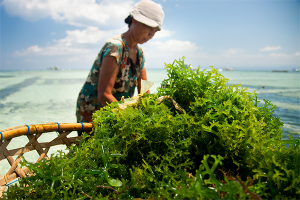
[269,53,287,57]
[54,26,120,45]
[260,46,281,52]
[27,45,42,53]
[14,30,197,57]
[148,40,198,53]
[193,51,299,69]
[294,52,300,56]
[2,0,174,62]
[14,45,91,56]
[1,0,133,27]
[13,26,125,56]
[154,29,175,39]
[12,24,175,59]
[141,39,200,68]
[269,52,300,57]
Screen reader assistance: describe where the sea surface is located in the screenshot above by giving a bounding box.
[0,69,299,176]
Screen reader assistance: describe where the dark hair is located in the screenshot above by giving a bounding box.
[125,15,133,28]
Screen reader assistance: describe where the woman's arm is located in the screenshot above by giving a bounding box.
[97,56,119,106]
[138,67,150,94]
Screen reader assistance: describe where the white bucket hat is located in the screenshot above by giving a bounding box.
[129,0,164,30]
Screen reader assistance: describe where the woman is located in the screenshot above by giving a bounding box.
[76,0,164,134]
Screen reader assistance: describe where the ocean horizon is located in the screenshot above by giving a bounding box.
[1,65,299,72]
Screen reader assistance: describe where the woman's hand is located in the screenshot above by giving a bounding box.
[138,67,150,94]
[98,56,119,106]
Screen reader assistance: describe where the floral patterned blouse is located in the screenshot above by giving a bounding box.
[76,34,145,123]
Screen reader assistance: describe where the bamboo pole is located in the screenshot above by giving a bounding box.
[0,122,93,141]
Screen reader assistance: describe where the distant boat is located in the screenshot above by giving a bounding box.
[272,70,288,72]
[47,66,59,71]
[293,68,299,72]
[224,67,235,71]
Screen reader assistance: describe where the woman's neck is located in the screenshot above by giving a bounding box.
[123,31,138,49]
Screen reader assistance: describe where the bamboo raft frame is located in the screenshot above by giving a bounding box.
[0,122,94,197]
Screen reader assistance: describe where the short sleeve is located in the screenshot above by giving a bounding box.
[101,40,124,66]
[138,46,146,70]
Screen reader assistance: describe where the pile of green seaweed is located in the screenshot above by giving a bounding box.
[5,58,300,199]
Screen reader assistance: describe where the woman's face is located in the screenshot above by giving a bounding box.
[131,18,159,44]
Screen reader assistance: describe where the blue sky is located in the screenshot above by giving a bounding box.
[0,0,299,71]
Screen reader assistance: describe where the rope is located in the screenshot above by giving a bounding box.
[6,178,19,186]
[80,122,84,132]
[25,125,30,135]
[55,122,61,132]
